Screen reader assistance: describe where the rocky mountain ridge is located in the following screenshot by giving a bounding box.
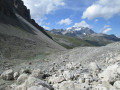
[0,0,65,59]
[51,27,96,37]
[49,27,120,47]
[0,0,52,39]
[50,27,119,40]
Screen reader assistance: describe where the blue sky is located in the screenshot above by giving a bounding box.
[22,0,120,37]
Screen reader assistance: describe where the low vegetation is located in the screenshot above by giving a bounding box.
[47,31,94,49]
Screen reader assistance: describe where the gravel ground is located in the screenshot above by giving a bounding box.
[0,42,120,90]
[11,42,120,74]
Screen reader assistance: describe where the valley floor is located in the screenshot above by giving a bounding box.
[0,42,120,90]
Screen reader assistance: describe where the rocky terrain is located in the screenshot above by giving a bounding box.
[0,0,65,61]
[0,0,65,88]
[0,42,120,90]
[0,0,120,90]
[50,27,96,36]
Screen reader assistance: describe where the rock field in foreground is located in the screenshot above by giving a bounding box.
[1,42,120,90]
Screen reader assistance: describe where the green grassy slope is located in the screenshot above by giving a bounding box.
[82,36,114,46]
[47,31,94,49]
[47,31,119,49]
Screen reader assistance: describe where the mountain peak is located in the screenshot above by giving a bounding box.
[64,26,95,36]
[66,26,92,31]
[50,27,96,37]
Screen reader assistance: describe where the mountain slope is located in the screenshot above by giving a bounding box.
[47,31,94,49]
[51,27,96,37]
[50,27,120,47]
[0,0,65,60]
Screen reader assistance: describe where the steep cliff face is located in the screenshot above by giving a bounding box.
[0,0,65,59]
[0,0,14,16]
[0,0,52,39]
[14,0,31,20]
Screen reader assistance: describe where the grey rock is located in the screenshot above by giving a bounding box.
[89,62,100,72]
[63,70,73,80]
[114,81,120,89]
[116,67,120,75]
[26,76,54,90]
[30,69,43,79]
[21,68,31,74]
[28,86,48,90]
[17,73,28,85]
[48,75,65,84]
[14,72,19,80]
[1,69,14,80]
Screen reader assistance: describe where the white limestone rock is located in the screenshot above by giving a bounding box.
[16,82,27,90]
[98,64,118,82]
[48,75,65,84]
[114,81,120,89]
[1,69,14,80]
[63,70,73,80]
[14,72,19,80]
[26,76,53,90]
[89,62,100,72]
[17,73,28,85]
[20,68,31,74]
[28,86,48,90]
[66,62,75,70]
[116,67,120,75]
[30,69,43,79]
[93,85,108,90]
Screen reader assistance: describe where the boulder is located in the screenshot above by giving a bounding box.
[116,67,120,75]
[14,72,19,80]
[115,55,120,61]
[63,71,73,80]
[21,68,31,74]
[26,76,54,90]
[89,62,100,72]
[113,81,120,89]
[30,69,43,79]
[93,85,108,90]
[98,64,118,82]
[1,69,14,80]
[58,81,75,90]
[59,81,89,90]
[49,67,55,72]
[17,73,28,85]
[16,83,27,90]
[28,86,48,90]
[0,71,2,75]
[66,62,75,70]
[78,77,85,83]
[48,75,65,84]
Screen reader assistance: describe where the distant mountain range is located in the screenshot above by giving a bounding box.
[48,26,120,48]
[50,26,120,40]
[51,27,95,36]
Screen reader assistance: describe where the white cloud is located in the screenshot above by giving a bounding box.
[58,18,72,25]
[100,25,112,34]
[95,19,98,22]
[22,0,65,20]
[103,25,110,28]
[82,0,120,19]
[42,26,50,30]
[103,28,112,33]
[73,21,91,28]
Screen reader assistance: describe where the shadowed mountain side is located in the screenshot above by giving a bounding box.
[0,0,66,59]
[0,15,65,59]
